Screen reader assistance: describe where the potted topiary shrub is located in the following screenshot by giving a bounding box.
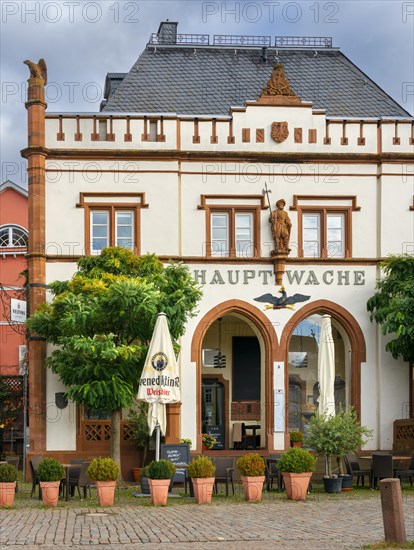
[236,453,266,502]
[147,459,176,506]
[290,431,304,448]
[304,408,372,493]
[37,457,65,507]
[0,463,18,507]
[87,457,119,506]
[187,455,216,504]
[277,448,317,501]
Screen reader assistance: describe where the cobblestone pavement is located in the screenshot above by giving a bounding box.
[1,494,413,549]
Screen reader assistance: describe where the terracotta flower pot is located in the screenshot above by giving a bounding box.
[132,467,141,483]
[191,477,215,504]
[241,475,265,502]
[292,442,303,448]
[282,472,312,501]
[39,481,60,507]
[96,480,117,506]
[149,479,170,506]
[0,481,16,507]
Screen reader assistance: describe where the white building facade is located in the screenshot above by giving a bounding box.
[24,23,414,466]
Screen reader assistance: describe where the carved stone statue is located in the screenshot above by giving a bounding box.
[23,59,47,84]
[270,199,291,255]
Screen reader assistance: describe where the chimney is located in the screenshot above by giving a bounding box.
[157,20,178,44]
[260,46,268,63]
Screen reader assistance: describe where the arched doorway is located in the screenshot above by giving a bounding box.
[191,300,278,452]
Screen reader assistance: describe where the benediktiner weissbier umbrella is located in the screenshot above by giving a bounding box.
[137,312,180,460]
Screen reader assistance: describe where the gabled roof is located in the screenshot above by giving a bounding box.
[0,181,28,197]
[102,35,411,118]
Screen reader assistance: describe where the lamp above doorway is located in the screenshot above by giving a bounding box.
[214,318,226,368]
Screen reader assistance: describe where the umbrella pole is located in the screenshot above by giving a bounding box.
[155,424,160,462]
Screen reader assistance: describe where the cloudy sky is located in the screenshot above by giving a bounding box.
[1,0,413,187]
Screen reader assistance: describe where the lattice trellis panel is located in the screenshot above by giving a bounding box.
[393,419,414,450]
[123,423,133,441]
[85,423,104,441]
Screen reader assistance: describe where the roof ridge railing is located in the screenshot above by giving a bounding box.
[213,35,271,46]
[275,36,333,48]
[149,33,210,45]
[148,33,333,48]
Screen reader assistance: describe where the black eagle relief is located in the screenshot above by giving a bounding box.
[254,286,310,310]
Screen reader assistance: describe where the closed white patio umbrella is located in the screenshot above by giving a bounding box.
[317,314,336,417]
[137,313,180,460]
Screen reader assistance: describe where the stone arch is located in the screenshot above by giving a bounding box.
[191,299,279,452]
[279,299,366,418]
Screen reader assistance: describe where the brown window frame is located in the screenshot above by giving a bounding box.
[77,192,148,256]
[199,194,267,259]
[299,207,351,258]
[290,195,360,259]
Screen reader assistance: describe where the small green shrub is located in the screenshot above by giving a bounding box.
[187,456,215,478]
[180,438,192,448]
[290,431,304,443]
[140,465,150,478]
[277,448,317,473]
[147,459,176,480]
[0,463,18,482]
[87,458,119,481]
[37,458,65,482]
[236,453,265,477]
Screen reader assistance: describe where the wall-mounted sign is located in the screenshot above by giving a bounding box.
[11,299,27,322]
[193,269,365,286]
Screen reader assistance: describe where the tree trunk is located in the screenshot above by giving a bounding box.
[111,408,123,481]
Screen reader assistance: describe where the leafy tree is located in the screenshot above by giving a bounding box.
[367,255,414,365]
[27,248,202,473]
[304,408,372,477]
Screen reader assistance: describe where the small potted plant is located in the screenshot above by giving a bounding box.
[0,463,18,507]
[236,453,266,502]
[187,455,216,504]
[305,408,372,493]
[87,457,119,506]
[290,431,304,448]
[277,448,316,501]
[37,457,65,507]
[202,433,216,451]
[147,459,176,506]
[180,438,192,448]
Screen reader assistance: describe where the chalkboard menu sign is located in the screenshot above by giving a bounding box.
[206,425,224,450]
[160,444,190,483]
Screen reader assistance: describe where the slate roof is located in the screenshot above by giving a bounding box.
[102,44,411,118]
